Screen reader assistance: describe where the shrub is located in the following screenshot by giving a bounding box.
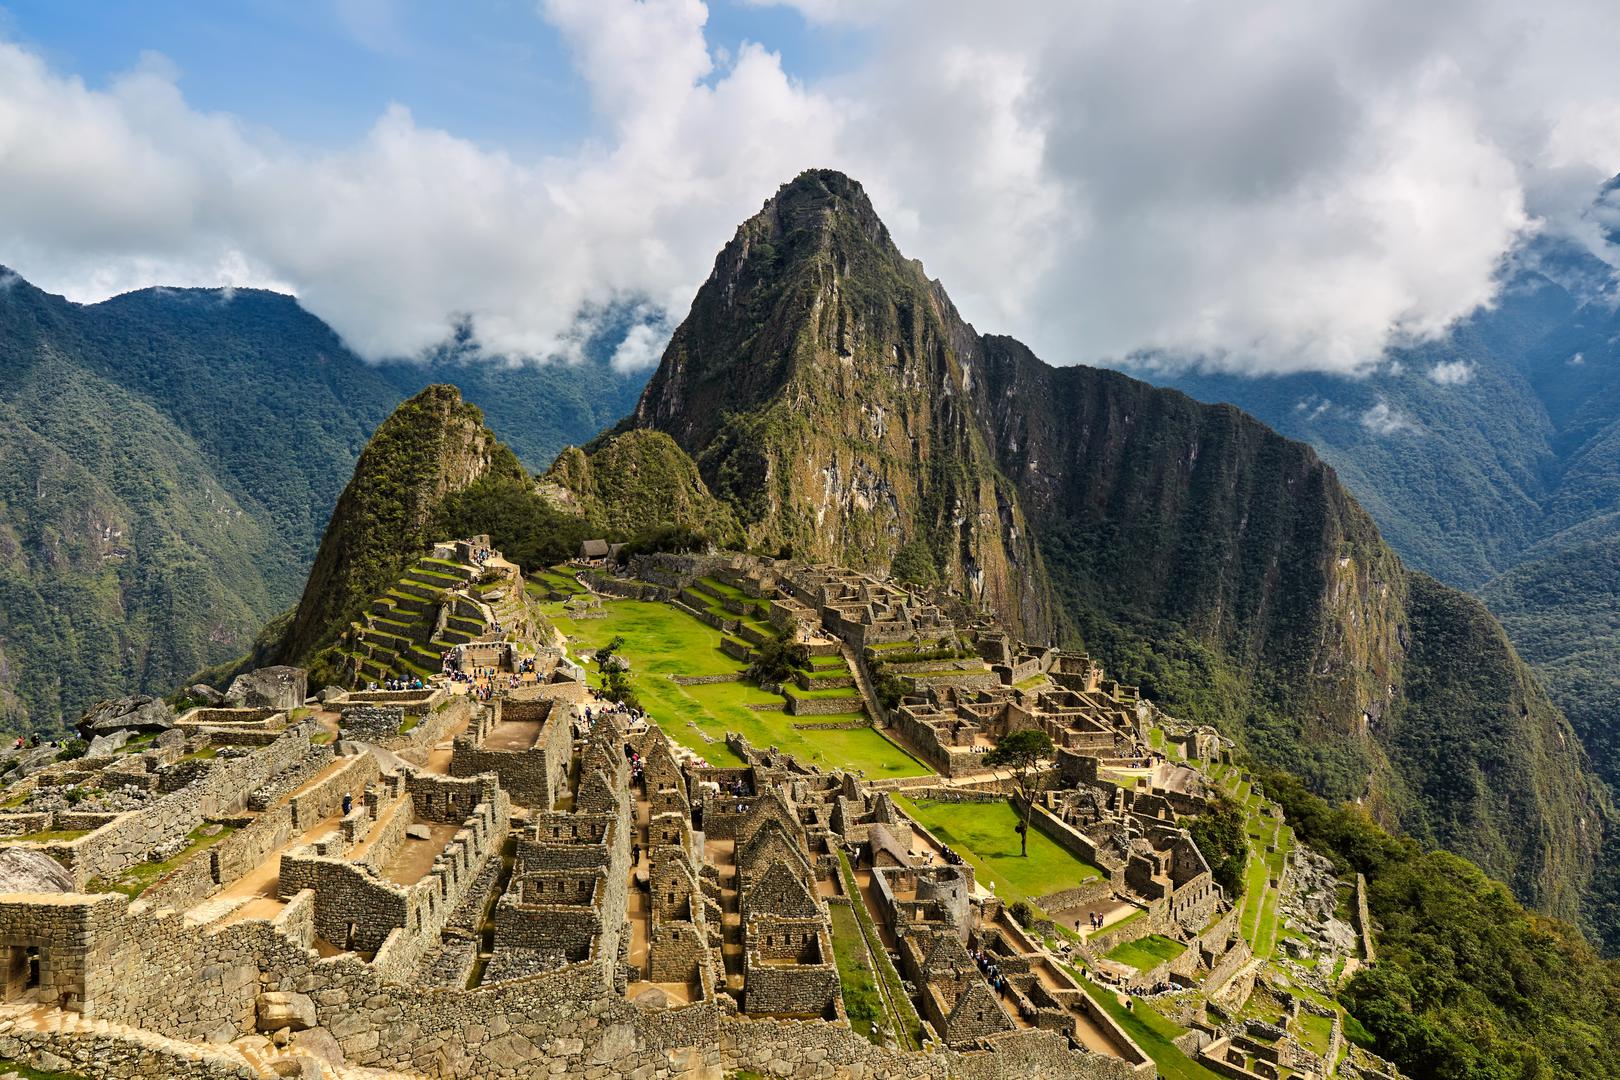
[1009,900,1034,928]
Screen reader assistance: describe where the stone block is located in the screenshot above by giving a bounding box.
[257,991,318,1032]
[289,1027,345,1066]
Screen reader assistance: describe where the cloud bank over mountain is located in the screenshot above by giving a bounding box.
[2,0,1618,375]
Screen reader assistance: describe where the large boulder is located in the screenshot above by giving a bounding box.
[12,745,62,778]
[85,731,131,758]
[256,991,317,1032]
[225,666,308,712]
[75,695,175,737]
[0,848,73,893]
[289,1027,344,1066]
[186,683,225,706]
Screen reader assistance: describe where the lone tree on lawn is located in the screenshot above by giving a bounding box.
[594,636,630,700]
[985,728,1054,857]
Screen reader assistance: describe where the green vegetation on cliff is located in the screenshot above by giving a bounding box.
[542,429,742,548]
[274,385,525,664]
[629,169,1053,633]
[1259,765,1620,1079]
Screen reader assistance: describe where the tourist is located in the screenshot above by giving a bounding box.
[342,793,353,816]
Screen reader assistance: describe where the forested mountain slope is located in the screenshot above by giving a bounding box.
[1151,232,1620,895]
[0,270,648,734]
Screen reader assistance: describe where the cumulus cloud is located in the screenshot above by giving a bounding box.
[1361,399,1418,436]
[610,319,673,372]
[1,0,1619,375]
[1427,360,1476,384]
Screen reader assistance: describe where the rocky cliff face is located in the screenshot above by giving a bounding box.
[631,170,1055,637]
[626,169,1606,922]
[275,385,522,664]
[972,335,1602,916]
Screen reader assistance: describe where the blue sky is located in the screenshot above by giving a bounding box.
[0,0,860,154]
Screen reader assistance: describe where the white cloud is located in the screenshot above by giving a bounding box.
[738,0,896,25]
[1427,360,1476,384]
[1,0,1619,375]
[1570,351,1586,365]
[610,321,671,372]
[1361,399,1418,436]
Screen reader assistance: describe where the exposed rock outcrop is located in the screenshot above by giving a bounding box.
[75,695,175,737]
[224,666,307,712]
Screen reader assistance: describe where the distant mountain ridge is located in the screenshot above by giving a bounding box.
[607,169,1608,929]
[0,270,646,734]
[1147,233,1620,943]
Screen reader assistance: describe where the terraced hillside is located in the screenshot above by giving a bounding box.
[322,547,551,687]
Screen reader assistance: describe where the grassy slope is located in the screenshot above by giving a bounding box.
[545,595,926,777]
[894,796,1104,902]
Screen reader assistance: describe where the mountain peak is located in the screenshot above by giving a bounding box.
[766,168,877,217]
[272,382,522,665]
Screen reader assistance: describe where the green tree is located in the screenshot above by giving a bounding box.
[984,728,1054,857]
[594,635,627,696]
[1188,796,1247,896]
[434,472,597,573]
[747,633,811,685]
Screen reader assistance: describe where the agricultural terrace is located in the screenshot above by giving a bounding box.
[1206,761,1293,959]
[894,796,1105,903]
[543,593,928,778]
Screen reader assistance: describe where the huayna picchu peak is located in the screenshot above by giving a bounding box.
[3,163,1620,1080]
[608,170,1607,931]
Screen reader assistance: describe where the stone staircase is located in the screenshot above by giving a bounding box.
[0,1001,423,1079]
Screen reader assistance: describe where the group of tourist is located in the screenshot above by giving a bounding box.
[936,843,966,867]
[9,734,44,750]
[365,677,426,692]
[471,546,493,568]
[622,741,645,787]
[1081,910,1108,932]
[972,948,1010,996]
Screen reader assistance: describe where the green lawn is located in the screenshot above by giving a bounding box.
[895,797,1104,902]
[548,598,927,777]
[1105,934,1187,972]
[828,900,884,1042]
[1295,1011,1336,1056]
[1070,968,1222,1080]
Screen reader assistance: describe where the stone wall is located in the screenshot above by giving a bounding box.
[279,776,508,970]
[1030,803,1108,873]
[0,1026,257,1079]
[1355,872,1376,964]
[4,721,321,890]
[450,699,568,809]
[6,885,1146,1079]
[341,705,405,741]
[785,693,868,717]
